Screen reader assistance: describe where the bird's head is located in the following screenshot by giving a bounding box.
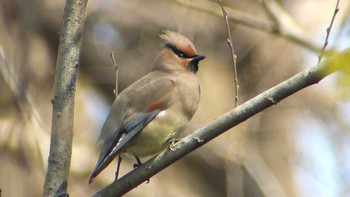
[153,30,205,73]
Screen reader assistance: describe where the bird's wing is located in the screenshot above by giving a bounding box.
[90,75,175,181]
[110,106,164,154]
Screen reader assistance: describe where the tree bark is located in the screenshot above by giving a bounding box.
[43,0,88,196]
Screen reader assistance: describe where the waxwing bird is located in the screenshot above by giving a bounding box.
[89,30,205,184]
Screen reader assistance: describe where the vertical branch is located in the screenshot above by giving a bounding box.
[318,0,340,63]
[218,0,239,107]
[110,52,119,97]
[43,0,88,197]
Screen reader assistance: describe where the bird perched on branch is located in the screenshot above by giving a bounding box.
[89,30,205,184]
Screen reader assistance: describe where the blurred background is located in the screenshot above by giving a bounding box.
[1,0,350,196]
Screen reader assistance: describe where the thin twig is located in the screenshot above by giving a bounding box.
[175,0,275,32]
[318,0,340,63]
[334,1,350,46]
[217,0,239,107]
[110,52,119,97]
[175,0,321,53]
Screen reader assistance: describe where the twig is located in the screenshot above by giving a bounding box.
[217,0,239,107]
[318,0,340,63]
[91,47,349,197]
[334,1,350,46]
[110,52,119,97]
[174,0,321,53]
[175,0,275,32]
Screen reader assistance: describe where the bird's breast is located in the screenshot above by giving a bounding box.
[123,73,200,157]
[123,109,189,157]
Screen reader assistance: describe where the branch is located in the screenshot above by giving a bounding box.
[217,0,239,107]
[175,0,321,53]
[176,0,275,31]
[334,1,350,46]
[110,51,119,97]
[318,0,340,63]
[42,0,88,196]
[91,48,350,197]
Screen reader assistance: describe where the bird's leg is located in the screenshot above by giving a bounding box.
[115,154,122,181]
[133,155,142,169]
[133,155,150,183]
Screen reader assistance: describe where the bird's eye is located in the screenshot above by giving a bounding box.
[176,51,186,58]
[164,43,190,59]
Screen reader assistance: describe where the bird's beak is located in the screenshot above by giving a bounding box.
[188,55,205,73]
[192,55,206,62]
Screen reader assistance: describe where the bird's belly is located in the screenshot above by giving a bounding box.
[124,111,189,157]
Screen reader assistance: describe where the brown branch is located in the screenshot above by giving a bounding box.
[42,0,88,196]
[318,0,340,63]
[110,52,119,97]
[175,0,321,53]
[175,0,275,31]
[91,47,350,197]
[334,1,350,45]
[217,0,239,107]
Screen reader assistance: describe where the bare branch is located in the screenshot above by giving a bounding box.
[91,47,349,197]
[176,0,275,31]
[110,51,119,97]
[334,1,350,45]
[43,0,88,196]
[318,0,340,63]
[175,0,322,53]
[217,0,239,107]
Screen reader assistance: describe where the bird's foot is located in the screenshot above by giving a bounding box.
[133,155,143,169]
[114,155,123,181]
[169,138,183,151]
[133,163,140,169]
[133,155,150,183]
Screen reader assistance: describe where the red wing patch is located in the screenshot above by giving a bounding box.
[145,100,165,112]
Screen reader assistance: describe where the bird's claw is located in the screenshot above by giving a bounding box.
[133,163,140,169]
[169,138,182,151]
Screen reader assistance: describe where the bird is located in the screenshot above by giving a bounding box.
[89,30,205,184]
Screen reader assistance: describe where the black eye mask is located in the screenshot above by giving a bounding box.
[164,43,193,58]
[163,42,205,73]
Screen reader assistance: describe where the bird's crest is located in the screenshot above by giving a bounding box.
[160,30,198,57]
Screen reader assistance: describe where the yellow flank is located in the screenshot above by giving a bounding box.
[124,110,189,157]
